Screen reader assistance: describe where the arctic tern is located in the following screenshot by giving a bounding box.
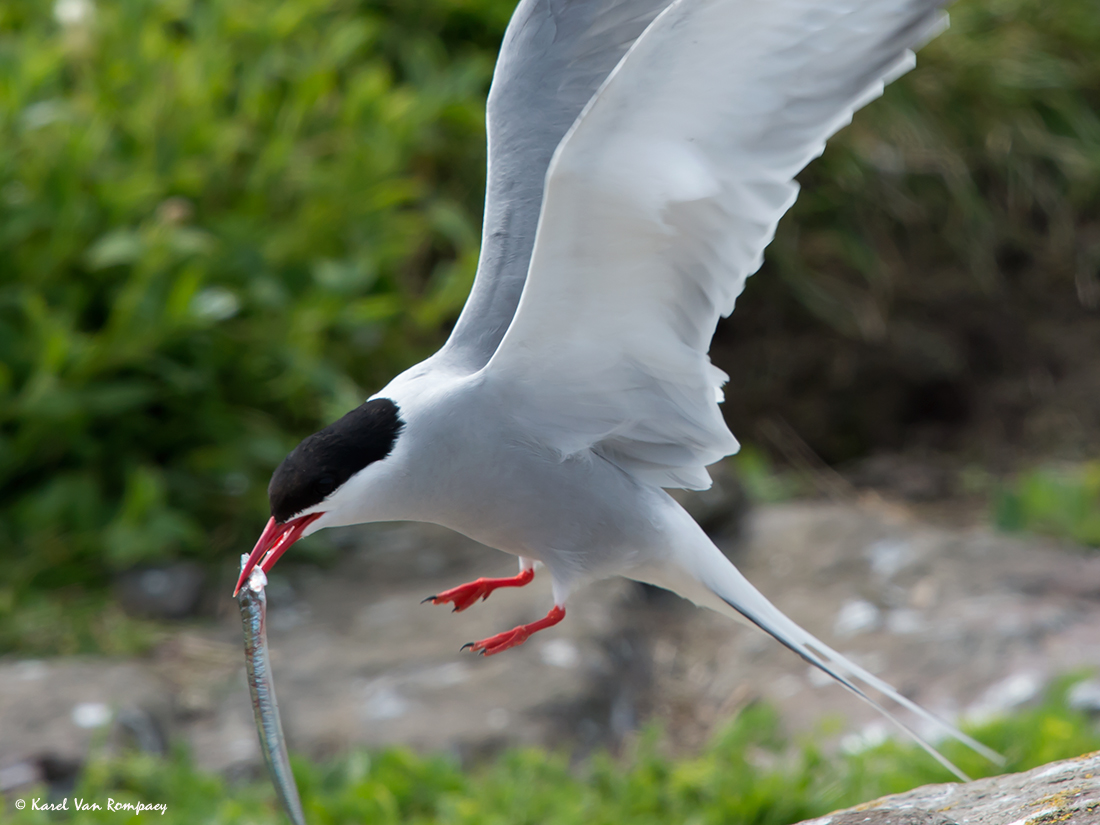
[235,0,1000,777]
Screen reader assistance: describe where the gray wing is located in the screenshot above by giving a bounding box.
[436,0,672,371]
[483,0,947,489]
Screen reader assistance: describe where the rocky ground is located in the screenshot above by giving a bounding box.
[795,750,1100,825]
[2,485,1100,794]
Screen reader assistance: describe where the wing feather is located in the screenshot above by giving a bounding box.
[485,0,947,489]
[438,0,672,371]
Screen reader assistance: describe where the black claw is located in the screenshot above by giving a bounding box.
[460,642,476,652]
[421,595,438,604]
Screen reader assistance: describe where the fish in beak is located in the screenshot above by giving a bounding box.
[233,512,323,596]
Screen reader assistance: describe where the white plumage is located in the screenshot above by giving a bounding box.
[487,0,946,490]
[238,0,1000,779]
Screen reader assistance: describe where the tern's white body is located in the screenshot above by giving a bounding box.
[302,353,999,778]
[254,0,1002,779]
[313,366,677,602]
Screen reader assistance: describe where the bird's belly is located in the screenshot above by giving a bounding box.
[419,443,660,583]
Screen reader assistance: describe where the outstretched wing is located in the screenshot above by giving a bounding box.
[485,0,947,489]
[438,0,673,371]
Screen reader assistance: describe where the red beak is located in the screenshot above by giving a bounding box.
[233,512,323,595]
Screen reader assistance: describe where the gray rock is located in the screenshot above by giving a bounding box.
[796,751,1100,825]
[115,563,205,619]
[1068,679,1100,715]
[0,761,41,794]
[829,812,957,825]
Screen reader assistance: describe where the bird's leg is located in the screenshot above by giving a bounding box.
[423,561,536,612]
[461,605,565,656]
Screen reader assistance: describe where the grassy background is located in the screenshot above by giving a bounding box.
[3,683,1099,824]
[994,460,1100,546]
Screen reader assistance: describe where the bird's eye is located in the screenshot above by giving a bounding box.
[317,475,336,496]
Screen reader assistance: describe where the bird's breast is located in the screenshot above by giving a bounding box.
[396,391,653,572]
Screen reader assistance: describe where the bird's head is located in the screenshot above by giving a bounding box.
[234,397,404,594]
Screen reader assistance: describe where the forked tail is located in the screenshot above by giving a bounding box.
[638,500,1003,781]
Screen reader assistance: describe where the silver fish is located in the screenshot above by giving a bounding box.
[238,559,307,825]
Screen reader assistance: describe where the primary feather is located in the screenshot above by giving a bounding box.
[485,0,947,490]
[440,0,671,371]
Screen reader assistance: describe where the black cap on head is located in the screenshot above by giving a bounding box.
[268,398,403,523]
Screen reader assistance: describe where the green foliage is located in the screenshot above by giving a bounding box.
[1,0,1099,652]
[731,446,805,503]
[731,0,1100,464]
[0,0,511,636]
[4,686,1100,824]
[994,461,1100,547]
[771,0,1100,340]
[0,588,162,656]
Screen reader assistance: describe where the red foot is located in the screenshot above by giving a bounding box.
[461,605,566,656]
[423,568,535,612]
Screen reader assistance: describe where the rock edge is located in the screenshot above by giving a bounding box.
[795,751,1100,825]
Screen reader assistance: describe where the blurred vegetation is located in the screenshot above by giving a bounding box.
[774,0,1100,340]
[720,0,1100,462]
[5,682,1100,824]
[1,0,1098,653]
[731,446,806,504]
[0,0,511,647]
[995,460,1100,547]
